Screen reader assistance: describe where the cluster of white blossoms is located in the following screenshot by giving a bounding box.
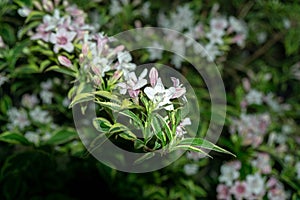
[117,67,191,139]
[150,3,248,68]
[230,113,271,147]
[217,160,290,200]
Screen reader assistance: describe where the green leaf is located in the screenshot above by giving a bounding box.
[25,11,45,23]
[17,21,40,39]
[178,138,236,157]
[134,139,145,149]
[151,116,166,146]
[96,101,122,111]
[45,128,77,145]
[284,28,300,55]
[69,92,94,108]
[46,65,77,77]
[0,132,31,145]
[134,152,155,165]
[119,109,143,128]
[93,117,112,133]
[155,114,173,142]
[109,123,137,141]
[171,144,212,158]
[92,91,120,102]
[39,60,52,72]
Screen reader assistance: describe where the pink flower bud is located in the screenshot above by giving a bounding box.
[58,55,72,68]
[43,0,54,12]
[149,67,158,87]
[82,43,89,56]
[33,1,43,11]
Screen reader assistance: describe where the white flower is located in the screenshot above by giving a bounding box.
[175,117,191,138]
[17,6,31,17]
[257,32,267,44]
[40,90,53,104]
[21,94,39,109]
[50,28,76,53]
[245,89,264,105]
[210,17,228,35]
[110,0,122,16]
[144,78,175,111]
[25,131,40,145]
[7,108,30,130]
[203,43,222,62]
[206,30,224,45]
[0,73,8,87]
[251,153,271,174]
[29,107,52,124]
[246,173,265,196]
[296,162,300,180]
[219,164,240,186]
[229,16,247,34]
[147,42,164,60]
[283,18,291,29]
[170,4,194,32]
[41,80,53,90]
[171,55,183,69]
[183,164,199,176]
[0,36,6,48]
[118,69,148,98]
[141,2,151,18]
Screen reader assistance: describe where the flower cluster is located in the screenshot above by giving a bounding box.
[217,160,290,200]
[150,3,247,67]
[25,0,93,53]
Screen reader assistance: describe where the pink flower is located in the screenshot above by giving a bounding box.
[251,153,271,174]
[31,23,52,42]
[217,184,232,200]
[118,69,148,98]
[149,67,158,87]
[170,77,186,99]
[175,117,191,138]
[230,181,248,200]
[58,55,72,68]
[50,28,76,53]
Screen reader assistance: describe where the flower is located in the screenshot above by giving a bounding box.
[170,77,186,99]
[219,162,240,186]
[0,36,6,48]
[245,89,264,105]
[210,17,228,34]
[206,30,224,45]
[58,55,73,68]
[175,117,191,138]
[183,163,199,176]
[7,108,30,130]
[29,107,52,124]
[144,76,174,110]
[0,73,8,87]
[296,162,300,180]
[246,173,266,196]
[25,131,40,145]
[40,90,53,104]
[50,28,76,53]
[118,69,148,98]
[147,42,164,60]
[203,43,222,62]
[21,94,39,109]
[230,181,248,200]
[217,184,232,200]
[251,153,271,174]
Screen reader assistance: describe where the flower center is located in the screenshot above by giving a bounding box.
[57,36,68,45]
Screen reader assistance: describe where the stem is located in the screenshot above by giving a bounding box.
[243,31,285,66]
